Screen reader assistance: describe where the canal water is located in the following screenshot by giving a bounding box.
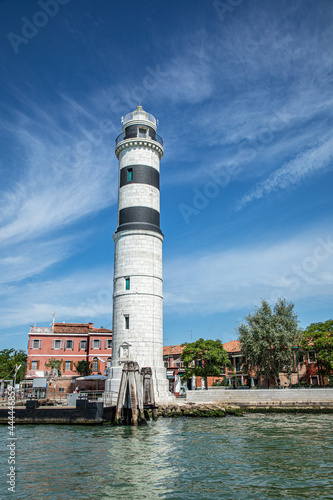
[1,414,333,499]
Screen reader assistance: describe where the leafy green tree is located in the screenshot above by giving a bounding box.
[180,338,231,390]
[45,357,63,377]
[74,360,92,377]
[301,320,333,380]
[238,298,302,387]
[0,349,27,383]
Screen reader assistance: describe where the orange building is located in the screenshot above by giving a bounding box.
[163,341,244,393]
[163,340,320,392]
[163,344,186,395]
[26,322,112,378]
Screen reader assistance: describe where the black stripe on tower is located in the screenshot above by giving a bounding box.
[120,165,159,189]
[116,206,162,234]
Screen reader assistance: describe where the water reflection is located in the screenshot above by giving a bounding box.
[0,415,332,499]
[101,424,178,499]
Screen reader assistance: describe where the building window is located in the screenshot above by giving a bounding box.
[30,339,42,349]
[91,339,101,349]
[127,168,133,181]
[92,358,99,372]
[52,339,63,350]
[65,340,74,350]
[31,360,38,370]
[234,356,242,372]
[65,360,72,371]
[308,351,316,363]
[138,127,147,138]
[79,340,87,351]
[125,277,130,290]
[59,387,65,393]
[124,315,129,329]
[105,339,112,349]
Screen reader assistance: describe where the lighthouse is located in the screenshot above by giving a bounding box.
[107,106,170,403]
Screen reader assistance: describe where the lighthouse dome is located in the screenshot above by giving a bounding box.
[122,105,157,131]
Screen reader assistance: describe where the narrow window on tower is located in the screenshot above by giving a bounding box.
[138,127,147,138]
[124,315,129,329]
[127,168,133,181]
[125,277,130,290]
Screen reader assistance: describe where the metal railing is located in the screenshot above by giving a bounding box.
[115,133,124,145]
[30,326,53,333]
[115,133,163,147]
[76,390,119,406]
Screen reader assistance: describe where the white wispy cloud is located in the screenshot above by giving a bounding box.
[0,94,118,248]
[1,225,333,346]
[0,93,118,336]
[163,227,333,315]
[235,134,333,210]
[0,235,79,285]
[157,8,333,190]
[0,267,113,331]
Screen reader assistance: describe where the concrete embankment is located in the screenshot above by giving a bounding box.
[1,390,332,425]
[185,388,333,407]
[158,388,333,418]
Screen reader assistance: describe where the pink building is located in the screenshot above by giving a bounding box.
[26,322,113,378]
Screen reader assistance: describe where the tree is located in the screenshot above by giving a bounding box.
[0,349,27,383]
[301,320,333,381]
[238,298,302,387]
[180,338,231,390]
[74,360,92,377]
[45,358,63,377]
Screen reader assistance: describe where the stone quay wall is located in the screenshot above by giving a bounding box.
[185,388,333,406]
[0,400,104,425]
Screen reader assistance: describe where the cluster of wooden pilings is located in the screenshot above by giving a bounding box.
[114,361,158,425]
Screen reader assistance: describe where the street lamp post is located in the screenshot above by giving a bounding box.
[293,346,301,389]
[13,364,21,397]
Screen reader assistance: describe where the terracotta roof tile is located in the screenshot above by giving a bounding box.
[163,345,185,356]
[223,340,241,353]
[53,323,112,334]
[163,340,241,355]
[91,328,113,333]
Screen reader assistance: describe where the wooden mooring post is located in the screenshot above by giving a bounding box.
[114,362,157,425]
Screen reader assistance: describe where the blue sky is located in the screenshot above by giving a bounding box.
[1,0,333,351]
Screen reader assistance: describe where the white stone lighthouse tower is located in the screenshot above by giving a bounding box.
[107,106,169,403]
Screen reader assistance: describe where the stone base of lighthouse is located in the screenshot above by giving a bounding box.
[106,228,172,405]
[106,365,171,405]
